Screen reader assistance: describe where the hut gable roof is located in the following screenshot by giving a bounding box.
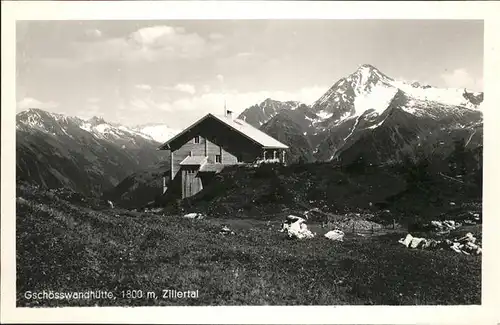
[158,113,288,150]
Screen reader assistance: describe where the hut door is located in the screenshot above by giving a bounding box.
[182,167,203,198]
[183,168,198,198]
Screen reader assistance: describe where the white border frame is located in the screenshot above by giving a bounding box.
[2,1,500,324]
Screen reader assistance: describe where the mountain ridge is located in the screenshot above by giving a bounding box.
[16,109,168,195]
[237,98,303,128]
[260,64,483,164]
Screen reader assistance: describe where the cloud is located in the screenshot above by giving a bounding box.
[127,97,172,113]
[84,29,102,39]
[116,85,328,128]
[129,26,206,54]
[208,33,224,40]
[135,84,152,91]
[216,74,224,83]
[130,26,180,46]
[73,25,221,63]
[160,83,197,95]
[163,86,327,127]
[17,97,59,111]
[235,52,255,58]
[87,97,101,103]
[441,68,483,91]
[174,83,196,95]
[129,98,151,111]
[76,104,103,120]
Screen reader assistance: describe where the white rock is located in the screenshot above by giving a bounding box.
[399,234,414,247]
[324,229,345,241]
[287,221,315,239]
[285,215,306,224]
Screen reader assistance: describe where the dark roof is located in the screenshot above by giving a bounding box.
[158,113,288,150]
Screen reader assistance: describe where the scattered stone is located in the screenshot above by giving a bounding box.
[456,232,476,244]
[287,221,315,239]
[334,218,383,232]
[146,207,163,213]
[430,220,461,232]
[303,207,321,219]
[398,232,481,255]
[324,229,345,241]
[183,212,205,220]
[220,225,235,235]
[280,215,315,239]
[399,234,427,249]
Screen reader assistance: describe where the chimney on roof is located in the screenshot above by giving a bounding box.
[224,100,233,119]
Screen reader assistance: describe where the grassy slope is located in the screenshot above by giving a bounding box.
[17,184,480,306]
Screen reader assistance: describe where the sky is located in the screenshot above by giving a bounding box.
[16,20,484,129]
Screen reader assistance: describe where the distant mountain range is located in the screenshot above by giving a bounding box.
[237,98,302,128]
[238,64,483,165]
[131,123,180,143]
[16,109,173,195]
[16,63,484,204]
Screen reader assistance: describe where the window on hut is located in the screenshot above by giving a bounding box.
[194,136,200,144]
[215,154,222,163]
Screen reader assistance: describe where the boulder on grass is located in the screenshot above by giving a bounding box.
[286,221,315,239]
[183,212,205,219]
[281,215,315,239]
[324,229,345,242]
[398,234,427,249]
[220,225,235,235]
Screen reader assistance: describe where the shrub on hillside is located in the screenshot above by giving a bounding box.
[253,163,278,179]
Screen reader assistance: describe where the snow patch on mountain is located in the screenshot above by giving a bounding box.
[80,122,92,133]
[343,115,362,142]
[133,125,180,143]
[316,110,334,120]
[16,109,173,145]
[367,115,389,129]
[390,80,479,109]
[353,84,398,116]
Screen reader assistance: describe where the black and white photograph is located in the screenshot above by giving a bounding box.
[2,1,500,324]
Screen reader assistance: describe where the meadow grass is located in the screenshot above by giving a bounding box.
[16,186,481,306]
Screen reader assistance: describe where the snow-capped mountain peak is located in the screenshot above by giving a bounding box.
[351,64,394,90]
[312,64,398,123]
[312,63,483,125]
